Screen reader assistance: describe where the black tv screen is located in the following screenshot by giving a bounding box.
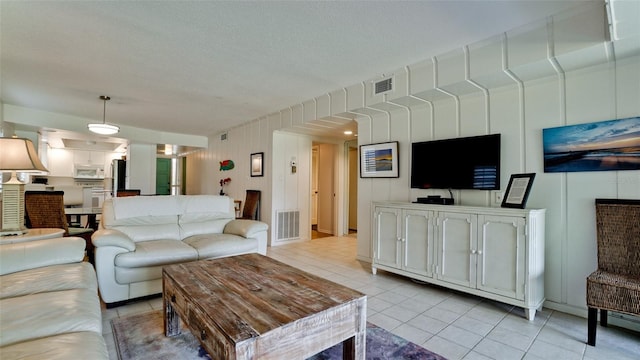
[411,134,501,190]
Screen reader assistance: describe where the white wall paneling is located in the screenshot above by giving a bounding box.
[291,104,303,128]
[316,94,331,119]
[185,6,639,320]
[330,89,348,117]
[302,99,317,124]
[345,83,365,112]
[128,143,156,194]
[271,131,311,245]
[386,67,409,103]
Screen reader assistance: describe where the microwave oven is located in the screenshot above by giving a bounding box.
[74,164,104,179]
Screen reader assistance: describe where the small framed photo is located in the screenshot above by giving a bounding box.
[250,152,264,177]
[360,141,399,178]
[501,173,536,209]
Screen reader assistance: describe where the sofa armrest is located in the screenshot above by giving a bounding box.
[0,237,86,275]
[224,219,269,238]
[92,229,136,251]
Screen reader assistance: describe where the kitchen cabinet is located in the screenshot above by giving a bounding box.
[47,149,118,178]
[46,148,74,177]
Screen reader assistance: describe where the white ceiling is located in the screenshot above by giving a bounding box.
[1,1,597,147]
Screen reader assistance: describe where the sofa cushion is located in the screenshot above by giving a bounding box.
[111,195,180,219]
[114,222,181,243]
[179,213,233,238]
[115,264,167,284]
[0,237,86,276]
[0,331,108,360]
[183,233,258,259]
[224,219,269,238]
[114,239,198,268]
[178,194,233,214]
[102,196,182,242]
[0,288,102,347]
[0,262,96,299]
[178,195,235,238]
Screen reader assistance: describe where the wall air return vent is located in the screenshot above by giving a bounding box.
[374,77,393,95]
[276,210,300,241]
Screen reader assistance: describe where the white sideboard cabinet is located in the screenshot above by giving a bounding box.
[372,202,545,320]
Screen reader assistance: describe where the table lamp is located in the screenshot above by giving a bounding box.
[0,137,49,236]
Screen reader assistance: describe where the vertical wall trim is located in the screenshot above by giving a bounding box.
[405,59,434,138]
[433,56,462,135]
[464,45,492,204]
[609,43,619,195]
[388,66,414,142]
[464,45,491,134]
[547,17,569,305]
[501,33,526,171]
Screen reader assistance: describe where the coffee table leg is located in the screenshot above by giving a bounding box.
[342,336,354,360]
[350,298,367,360]
[164,294,181,337]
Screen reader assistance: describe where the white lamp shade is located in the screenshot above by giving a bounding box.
[0,137,48,172]
[0,137,48,235]
[88,123,120,135]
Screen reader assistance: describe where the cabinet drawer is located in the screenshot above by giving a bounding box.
[188,306,235,359]
[164,278,189,313]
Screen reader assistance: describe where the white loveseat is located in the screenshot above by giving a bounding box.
[0,237,108,359]
[92,195,268,306]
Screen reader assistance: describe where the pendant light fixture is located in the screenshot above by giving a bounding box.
[88,95,120,135]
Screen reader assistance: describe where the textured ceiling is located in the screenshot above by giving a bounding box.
[1,1,594,143]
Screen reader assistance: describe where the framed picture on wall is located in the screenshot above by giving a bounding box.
[250,152,264,177]
[542,116,640,173]
[359,141,399,178]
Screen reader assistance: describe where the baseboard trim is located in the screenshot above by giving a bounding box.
[544,300,640,332]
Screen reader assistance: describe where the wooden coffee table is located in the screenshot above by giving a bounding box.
[162,253,367,359]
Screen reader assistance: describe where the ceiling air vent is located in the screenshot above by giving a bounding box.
[374,77,393,95]
[220,132,228,141]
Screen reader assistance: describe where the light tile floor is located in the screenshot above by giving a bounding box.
[101,235,640,360]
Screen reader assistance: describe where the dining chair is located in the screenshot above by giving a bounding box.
[586,198,640,346]
[238,190,261,220]
[24,191,95,263]
[116,189,141,197]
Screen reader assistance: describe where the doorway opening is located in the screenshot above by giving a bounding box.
[311,143,334,239]
[310,139,358,239]
[347,139,358,235]
[156,157,186,195]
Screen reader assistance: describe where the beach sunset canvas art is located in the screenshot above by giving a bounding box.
[543,117,640,173]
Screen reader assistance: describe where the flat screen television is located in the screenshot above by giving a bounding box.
[411,134,501,190]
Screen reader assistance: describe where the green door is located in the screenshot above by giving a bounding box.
[156,158,171,195]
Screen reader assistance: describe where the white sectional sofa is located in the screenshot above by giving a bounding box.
[92,195,268,306]
[0,237,108,359]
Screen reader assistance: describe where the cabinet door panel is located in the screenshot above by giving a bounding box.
[373,207,401,268]
[403,210,434,277]
[477,215,525,299]
[437,212,476,287]
[47,148,74,177]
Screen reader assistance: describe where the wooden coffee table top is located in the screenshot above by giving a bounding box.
[163,253,366,344]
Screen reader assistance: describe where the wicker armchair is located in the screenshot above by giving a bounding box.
[586,198,640,346]
[24,191,95,263]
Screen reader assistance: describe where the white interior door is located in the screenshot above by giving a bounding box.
[311,146,318,226]
[317,143,334,235]
[348,145,358,231]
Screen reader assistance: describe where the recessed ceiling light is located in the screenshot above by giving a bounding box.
[344,130,353,135]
